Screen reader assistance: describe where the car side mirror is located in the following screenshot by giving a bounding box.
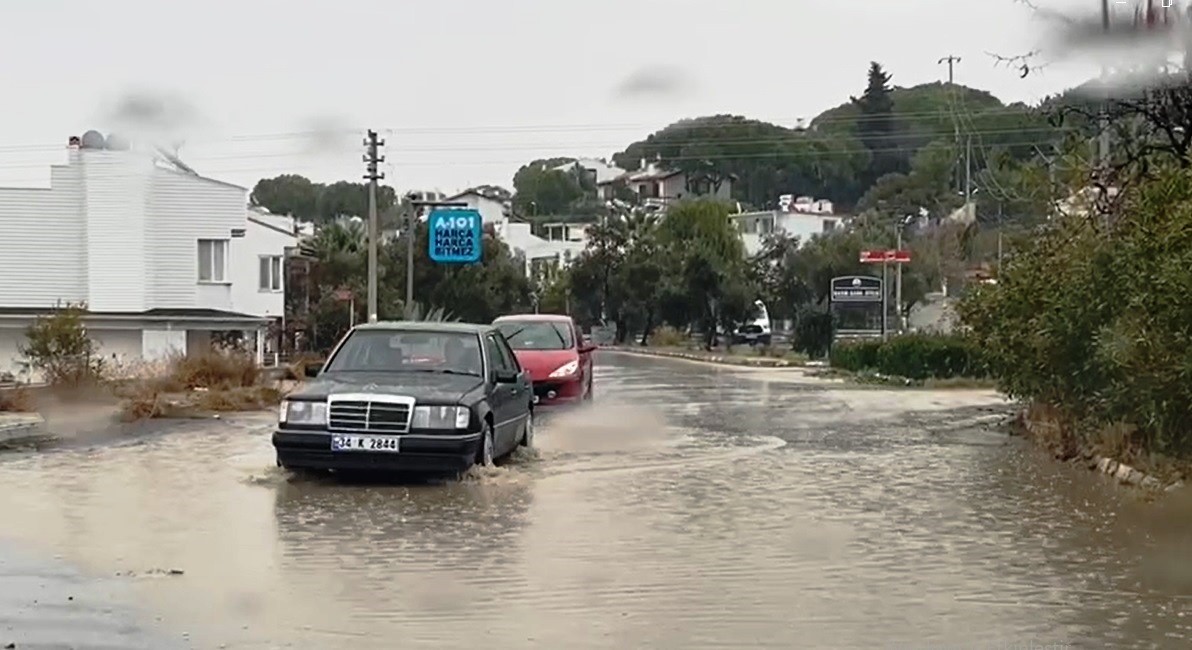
[304,364,321,378]
[494,369,518,383]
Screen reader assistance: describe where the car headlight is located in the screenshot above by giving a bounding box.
[280,400,327,425]
[411,405,470,430]
[549,360,579,378]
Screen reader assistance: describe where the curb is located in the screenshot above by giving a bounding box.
[602,346,801,368]
[0,413,46,445]
[1017,409,1183,494]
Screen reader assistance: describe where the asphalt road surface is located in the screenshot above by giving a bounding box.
[0,352,1190,649]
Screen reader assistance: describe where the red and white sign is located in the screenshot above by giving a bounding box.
[860,250,911,264]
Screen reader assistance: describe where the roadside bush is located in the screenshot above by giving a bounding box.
[829,334,986,380]
[648,325,688,348]
[829,339,881,371]
[792,310,834,359]
[19,302,104,386]
[958,166,1192,459]
[0,387,33,412]
[167,350,260,389]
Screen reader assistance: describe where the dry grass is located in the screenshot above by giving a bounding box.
[1018,402,1191,484]
[0,386,34,412]
[117,350,284,421]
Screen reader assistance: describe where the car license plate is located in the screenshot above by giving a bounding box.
[331,435,400,452]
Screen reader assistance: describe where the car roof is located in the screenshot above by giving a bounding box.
[351,321,495,334]
[493,313,574,323]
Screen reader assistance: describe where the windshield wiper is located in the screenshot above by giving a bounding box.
[408,368,480,376]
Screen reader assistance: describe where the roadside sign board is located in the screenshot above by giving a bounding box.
[830,275,882,302]
[428,209,483,264]
[860,250,911,263]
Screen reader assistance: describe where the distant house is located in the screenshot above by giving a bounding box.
[443,186,585,276]
[0,131,296,380]
[553,158,625,196]
[597,160,734,209]
[730,195,847,256]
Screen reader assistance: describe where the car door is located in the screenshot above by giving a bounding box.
[484,333,523,451]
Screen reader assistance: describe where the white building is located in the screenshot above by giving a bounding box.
[731,196,846,256]
[443,187,585,276]
[596,161,734,210]
[553,158,625,193]
[0,132,296,380]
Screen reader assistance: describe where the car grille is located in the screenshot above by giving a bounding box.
[327,397,413,433]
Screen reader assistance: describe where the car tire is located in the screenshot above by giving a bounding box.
[476,424,496,467]
[520,411,534,447]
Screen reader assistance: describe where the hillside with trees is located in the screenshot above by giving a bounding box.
[511,62,1068,223]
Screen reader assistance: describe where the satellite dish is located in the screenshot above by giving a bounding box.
[80,130,105,149]
[105,133,131,150]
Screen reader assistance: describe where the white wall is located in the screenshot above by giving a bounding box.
[147,169,247,311]
[84,151,152,311]
[231,213,296,318]
[142,329,186,360]
[91,329,145,367]
[735,211,842,256]
[449,193,507,225]
[0,165,86,307]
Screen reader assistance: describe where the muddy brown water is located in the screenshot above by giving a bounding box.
[0,352,1189,649]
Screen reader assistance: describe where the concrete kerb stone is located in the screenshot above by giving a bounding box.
[602,346,798,368]
[0,413,45,445]
[1018,407,1184,494]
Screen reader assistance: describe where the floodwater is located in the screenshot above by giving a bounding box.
[0,352,1190,649]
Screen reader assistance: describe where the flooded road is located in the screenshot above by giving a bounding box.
[1,351,1190,649]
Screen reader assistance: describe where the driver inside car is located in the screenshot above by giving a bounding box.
[444,338,481,375]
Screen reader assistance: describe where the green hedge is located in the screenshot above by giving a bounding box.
[829,334,987,380]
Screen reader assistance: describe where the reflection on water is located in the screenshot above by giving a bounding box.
[0,354,1185,648]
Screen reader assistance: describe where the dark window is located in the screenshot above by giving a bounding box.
[325,330,482,375]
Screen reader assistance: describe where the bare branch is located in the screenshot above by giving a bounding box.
[987,50,1048,78]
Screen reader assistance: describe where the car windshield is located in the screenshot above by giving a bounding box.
[324,329,483,375]
[496,321,574,350]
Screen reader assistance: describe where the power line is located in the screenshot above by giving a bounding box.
[0,106,1076,154]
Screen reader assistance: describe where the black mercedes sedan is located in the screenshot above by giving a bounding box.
[272,321,534,475]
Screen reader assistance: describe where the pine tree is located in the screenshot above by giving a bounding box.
[851,62,903,184]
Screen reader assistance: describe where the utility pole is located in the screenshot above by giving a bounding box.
[940,55,962,194]
[937,55,960,85]
[1098,0,1111,181]
[965,136,972,206]
[363,130,385,323]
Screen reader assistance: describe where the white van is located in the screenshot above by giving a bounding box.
[731,300,772,346]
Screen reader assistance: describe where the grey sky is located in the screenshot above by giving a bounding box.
[0,0,1101,195]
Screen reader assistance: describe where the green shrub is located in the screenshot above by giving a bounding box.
[829,339,881,371]
[793,311,834,359]
[958,167,1192,458]
[829,334,986,380]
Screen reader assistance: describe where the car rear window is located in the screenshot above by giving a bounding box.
[495,321,574,350]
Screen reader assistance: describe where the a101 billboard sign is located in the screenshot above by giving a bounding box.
[428,209,483,264]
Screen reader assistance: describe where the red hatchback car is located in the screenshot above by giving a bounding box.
[492,314,595,405]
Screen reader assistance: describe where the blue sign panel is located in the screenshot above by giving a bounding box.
[428,209,483,264]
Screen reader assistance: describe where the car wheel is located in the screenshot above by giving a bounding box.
[476,424,496,467]
[520,411,534,447]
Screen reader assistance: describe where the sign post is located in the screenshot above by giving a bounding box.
[860,249,911,338]
[829,275,884,342]
[428,208,483,264]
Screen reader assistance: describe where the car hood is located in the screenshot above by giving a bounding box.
[293,371,485,403]
[513,349,579,381]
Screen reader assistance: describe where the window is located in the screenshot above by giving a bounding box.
[198,239,228,283]
[496,321,574,351]
[485,334,516,374]
[324,330,482,376]
[259,255,283,292]
[822,219,838,233]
